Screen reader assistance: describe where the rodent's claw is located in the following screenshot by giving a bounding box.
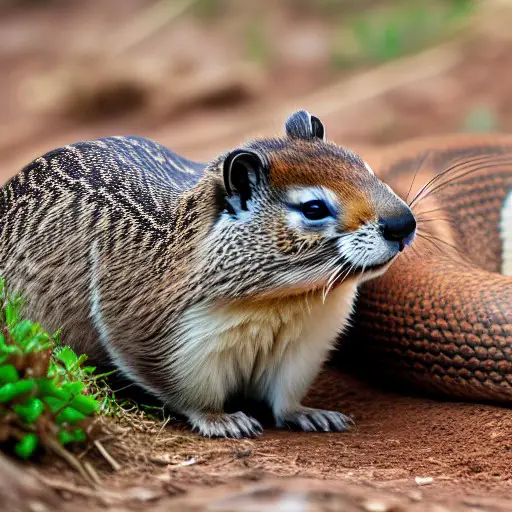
[189,411,263,439]
[276,407,353,433]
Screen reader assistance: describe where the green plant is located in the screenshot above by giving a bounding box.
[245,15,270,65]
[192,0,225,19]
[461,105,498,133]
[0,277,99,459]
[332,0,475,68]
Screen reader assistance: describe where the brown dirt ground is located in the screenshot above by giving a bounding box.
[26,369,512,511]
[2,1,512,511]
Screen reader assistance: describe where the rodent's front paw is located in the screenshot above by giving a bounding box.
[276,406,353,432]
[189,411,263,439]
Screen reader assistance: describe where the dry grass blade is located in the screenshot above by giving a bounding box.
[45,438,97,488]
[83,461,102,486]
[93,440,121,472]
[108,0,200,57]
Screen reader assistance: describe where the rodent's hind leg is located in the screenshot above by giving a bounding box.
[185,410,263,438]
[276,406,353,433]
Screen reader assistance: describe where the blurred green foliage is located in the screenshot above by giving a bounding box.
[0,277,99,459]
[188,0,475,70]
[245,15,270,65]
[332,0,474,68]
[462,105,498,132]
[191,0,224,19]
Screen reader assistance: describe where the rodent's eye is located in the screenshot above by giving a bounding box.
[300,200,332,221]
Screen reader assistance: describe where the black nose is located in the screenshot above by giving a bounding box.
[379,211,416,250]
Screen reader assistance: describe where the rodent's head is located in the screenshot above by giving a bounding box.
[201,110,416,299]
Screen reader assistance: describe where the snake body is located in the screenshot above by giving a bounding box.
[346,134,512,401]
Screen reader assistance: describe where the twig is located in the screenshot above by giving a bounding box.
[39,477,101,498]
[46,438,97,488]
[152,414,173,449]
[77,434,117,459]
[94,439,121,472]
[83,461,102,486]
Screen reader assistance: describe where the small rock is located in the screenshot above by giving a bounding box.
[415,476,434,486]
[363,500,390,512]
[125,486,163,502]
[179,457,196,467]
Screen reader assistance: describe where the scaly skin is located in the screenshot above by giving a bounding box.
[343,134,512,400]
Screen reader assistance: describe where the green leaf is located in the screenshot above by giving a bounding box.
[0,364,19,383]
[43,395,68,413]
[55,407,86,425]
[70,394,99,415]
[52,328,62,344]
[58,429,73,445]
[14,433,38,459]
[0,379,36,403]
[58,427,87,445]
[70,354,89,371]
[0,277,106,457]
[36,378,69,401]
[61,381,85,395]
[54,346,79,371]
[0,344,21,356]
[5,302,19,325]
[10,320,34,344]
[71,427,86,443]
[14,397,44,423]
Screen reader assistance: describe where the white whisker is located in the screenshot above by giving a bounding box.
[322,262,345,303]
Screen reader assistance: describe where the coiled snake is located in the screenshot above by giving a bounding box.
[345,134,512,401]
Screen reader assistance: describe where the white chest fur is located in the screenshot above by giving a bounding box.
[171,280,358,412]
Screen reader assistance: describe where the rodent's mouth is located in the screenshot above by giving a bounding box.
[329,254,398,289]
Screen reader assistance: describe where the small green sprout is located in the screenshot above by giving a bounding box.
[0,276,100,459]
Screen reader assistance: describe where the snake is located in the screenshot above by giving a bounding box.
[342,133,512,402]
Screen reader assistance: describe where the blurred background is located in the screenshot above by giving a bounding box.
[0,0,509,181]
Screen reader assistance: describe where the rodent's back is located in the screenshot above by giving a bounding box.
[0,136,206,356]
[1,135,205,246]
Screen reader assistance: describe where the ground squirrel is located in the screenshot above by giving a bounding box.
[0,110,416,437]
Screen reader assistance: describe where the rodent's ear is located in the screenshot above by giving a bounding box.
[223,149,265,211]
[285,110,326,141]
